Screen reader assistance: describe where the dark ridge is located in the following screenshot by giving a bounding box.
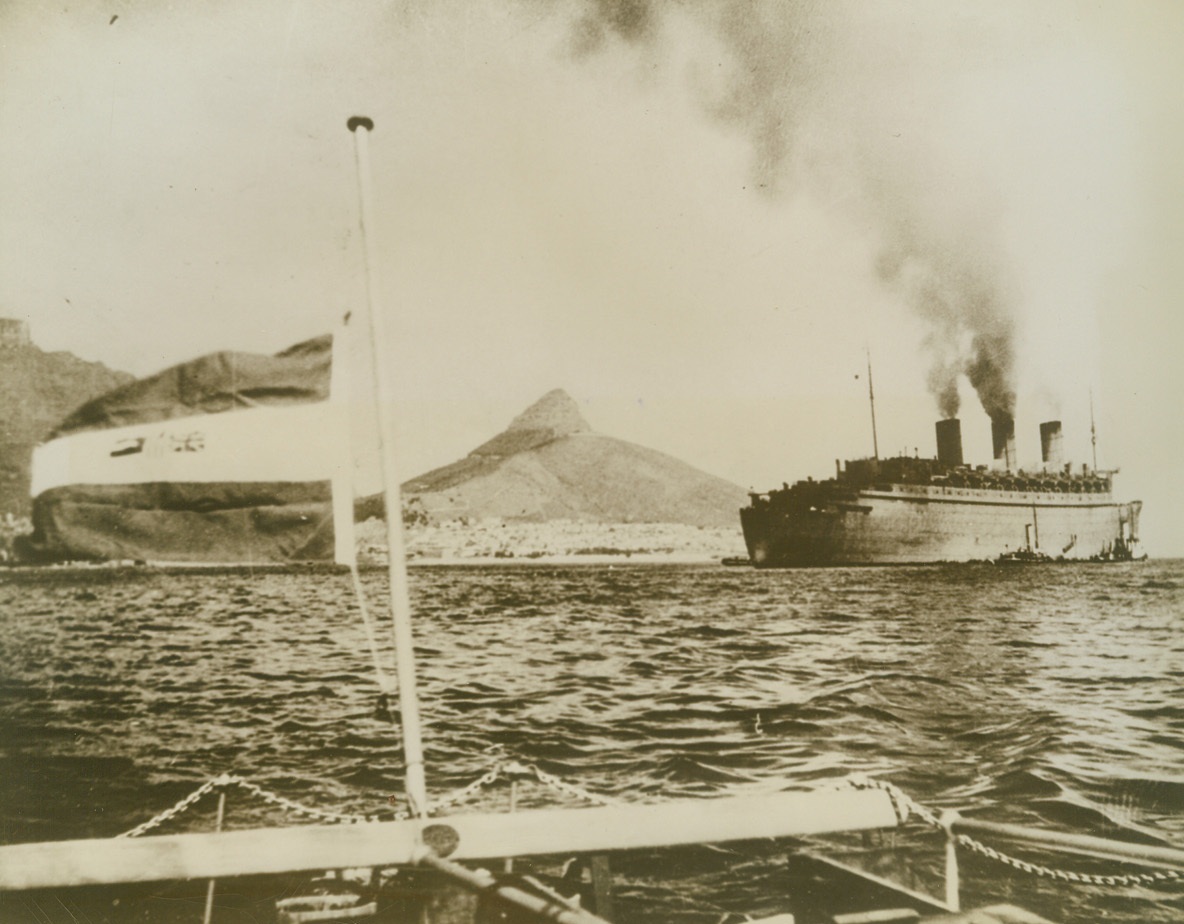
[0,338,133,517]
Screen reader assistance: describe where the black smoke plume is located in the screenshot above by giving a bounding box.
[559,0,1019,423]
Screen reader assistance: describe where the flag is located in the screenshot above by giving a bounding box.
[23,334,355,565]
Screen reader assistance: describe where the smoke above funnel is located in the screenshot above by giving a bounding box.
[555,0,1084,425]
[966,330,1017,425]
[879,239,1018,423]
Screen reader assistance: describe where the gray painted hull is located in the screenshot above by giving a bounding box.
[740,483,1141,566]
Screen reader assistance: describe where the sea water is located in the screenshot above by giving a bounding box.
[1,561,1181,922]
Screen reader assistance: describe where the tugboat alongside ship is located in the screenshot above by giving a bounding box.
[740,413,1143,568]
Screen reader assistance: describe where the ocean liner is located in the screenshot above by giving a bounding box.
[740,415,1143,567]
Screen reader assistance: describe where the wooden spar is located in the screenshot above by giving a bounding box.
[347,115,428,816]
[0,789,898,891]
[416,849,611,924]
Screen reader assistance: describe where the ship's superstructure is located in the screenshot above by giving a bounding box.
[740,417,1142,566]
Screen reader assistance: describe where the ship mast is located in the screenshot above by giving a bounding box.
[1089,390,1098,471]
[866,348,880,461]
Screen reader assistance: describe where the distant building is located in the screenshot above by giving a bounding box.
[0,318,30,349]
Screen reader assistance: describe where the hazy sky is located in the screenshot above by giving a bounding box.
[3,1,1182,552]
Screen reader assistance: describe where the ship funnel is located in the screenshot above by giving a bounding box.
[1039,420,1064,468]
[935,418,963,467]
[991,416,1016,471]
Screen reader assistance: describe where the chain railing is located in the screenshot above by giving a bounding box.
[843,773,940,826]
[954,831,1182,888]
[841,773,1184,905]
[118,762,1183,901]
[425,764,505,815]
[522,761,620,807]
[118,776,228,838]
[221,775,402,825]
[117,758,616,838]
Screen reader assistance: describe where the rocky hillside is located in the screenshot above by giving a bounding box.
[0,341,133,516]
[402,389,748,528]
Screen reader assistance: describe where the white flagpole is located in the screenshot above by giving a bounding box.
[347,115,429,817]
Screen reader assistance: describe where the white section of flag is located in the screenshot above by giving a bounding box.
[30,402,347,498]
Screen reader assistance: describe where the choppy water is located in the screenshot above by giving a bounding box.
[1,561,1182,922]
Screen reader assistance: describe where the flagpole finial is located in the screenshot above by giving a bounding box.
[347,116,374,133]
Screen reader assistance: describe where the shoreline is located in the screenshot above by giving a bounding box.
[370,518,748,565]
[402,550,732,567]
[0,553,744,583]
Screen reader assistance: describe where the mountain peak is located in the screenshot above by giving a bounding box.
[409,388,593,476]
[401,381,747,526]
[506,388,591,436]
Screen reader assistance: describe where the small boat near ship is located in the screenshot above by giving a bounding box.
[1,118,1179,924]
[994,534,1147,566]
[994,547,1060,566]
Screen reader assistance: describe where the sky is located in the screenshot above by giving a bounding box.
[2,1,1182,553]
